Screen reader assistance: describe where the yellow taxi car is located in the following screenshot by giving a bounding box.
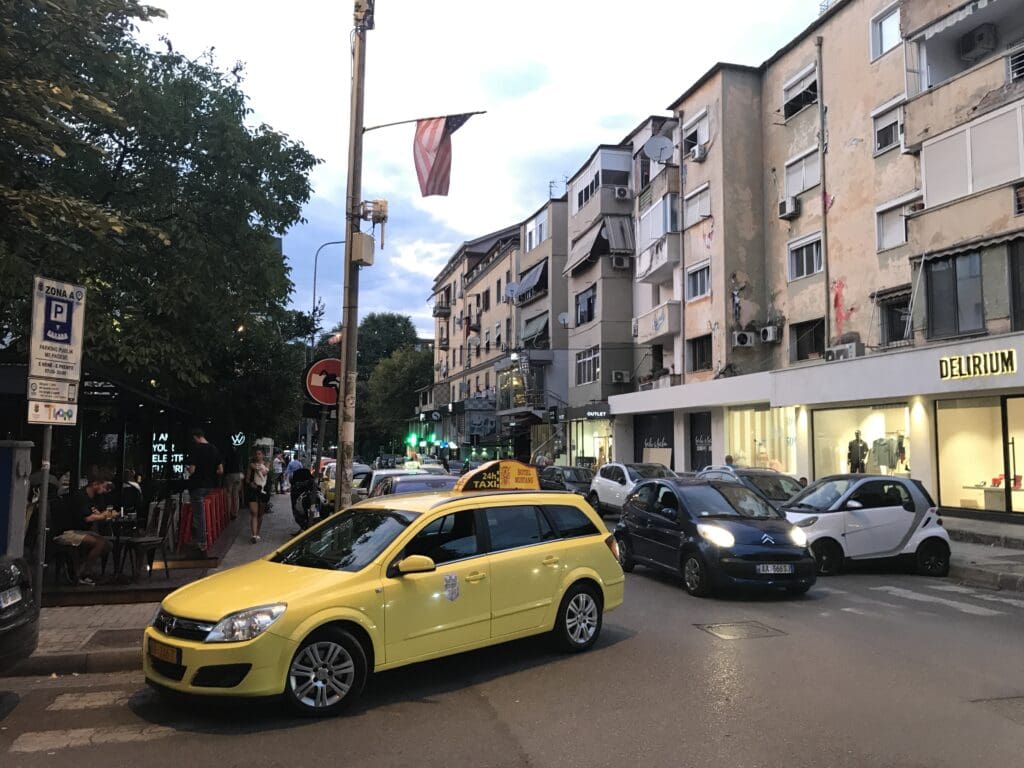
[143,460,625,716]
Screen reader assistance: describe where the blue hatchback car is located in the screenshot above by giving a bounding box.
[615,478,817,596]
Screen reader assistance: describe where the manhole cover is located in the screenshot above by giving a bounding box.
[83,629,143,649]
[974,696,1024,726]
[695,621,786,640]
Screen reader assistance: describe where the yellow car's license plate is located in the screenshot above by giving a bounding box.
[148,637,180,665]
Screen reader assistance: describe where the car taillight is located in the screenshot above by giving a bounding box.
[605,535,620,561]
[937,517,943,526]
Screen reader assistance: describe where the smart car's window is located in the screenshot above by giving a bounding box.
[745,473,803,502]
[485,506,556,551]
[608,466,625,483]
[786,479,852,510]
[599,466,614,479]
[852,481,912,509]
[273,509,415,571]
[632,483,657,509]
[405,511,480,564]
[543,505,600,538]
[656,487,679,511]
[682,484,783,519]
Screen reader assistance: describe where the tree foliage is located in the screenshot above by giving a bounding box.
[0,2,320,439]
[365,346,434,451]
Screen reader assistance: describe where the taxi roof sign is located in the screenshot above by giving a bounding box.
[453,460,539,493]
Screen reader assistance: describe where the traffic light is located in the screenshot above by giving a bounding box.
[430,432,437,444]
[405,432,418,447]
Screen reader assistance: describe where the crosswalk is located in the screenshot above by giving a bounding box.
[805,579,1024,619]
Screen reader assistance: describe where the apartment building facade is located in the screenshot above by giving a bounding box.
[607,0,1024,519]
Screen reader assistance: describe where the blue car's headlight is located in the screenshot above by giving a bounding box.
[697,523,735,548]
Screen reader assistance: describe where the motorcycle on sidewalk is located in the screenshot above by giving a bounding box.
[289,468,326,533]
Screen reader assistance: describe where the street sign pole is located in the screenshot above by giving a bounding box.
[33,426,51,610]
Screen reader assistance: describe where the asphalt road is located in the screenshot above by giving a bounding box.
[2,569,1024,768]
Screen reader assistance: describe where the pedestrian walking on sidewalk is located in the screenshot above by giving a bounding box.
[245,447,271,544]
[284,453,302,492]
[272,451,284,493]
[186,428,223,554]
[223,442,244,521]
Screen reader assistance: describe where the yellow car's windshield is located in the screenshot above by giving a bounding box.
[273,509,419,572]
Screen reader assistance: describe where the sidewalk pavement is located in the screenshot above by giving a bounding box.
[945,515,1024,592]
[11,494,296,677]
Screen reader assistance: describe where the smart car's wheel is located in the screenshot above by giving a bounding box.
[681,553,712,597]
[553,582,603,653]
[811,539,844,576]
[617,536,635,573]
[283,627,367,717]
[587,492,601,512]
[916,539,950,577]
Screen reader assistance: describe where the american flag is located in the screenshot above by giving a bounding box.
[413,113,473,197]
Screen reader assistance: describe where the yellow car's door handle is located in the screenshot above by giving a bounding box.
[465,572,487,583]
[542,556,560,566]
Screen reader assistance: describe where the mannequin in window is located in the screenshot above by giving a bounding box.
[848,430,869,473]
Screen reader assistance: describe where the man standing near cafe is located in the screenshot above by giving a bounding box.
[187,428,223,553]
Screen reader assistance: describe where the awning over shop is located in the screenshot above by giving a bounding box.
[521,313,549,343]
[565,215,635,274]
[515,260,547,297]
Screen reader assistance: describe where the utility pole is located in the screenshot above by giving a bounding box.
[816,36,832,345]
[337,0,373,508]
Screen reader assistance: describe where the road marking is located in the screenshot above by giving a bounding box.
[928,584,1024,609]
[10,726,174,753]
[840,607,873,616]
[845,594,904,610]
[869,586,1004,616]
[46,691,130,711]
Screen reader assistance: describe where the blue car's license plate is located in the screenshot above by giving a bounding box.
[756,563,794,574]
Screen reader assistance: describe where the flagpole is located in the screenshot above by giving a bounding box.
[363,111,487,134]
[337,0,373,508]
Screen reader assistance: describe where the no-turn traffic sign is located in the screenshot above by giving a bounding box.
[305,358,341,405]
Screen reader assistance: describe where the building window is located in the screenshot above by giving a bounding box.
[686,262,710,301]
[783,66,818,119]
[788,234,823,281]
[926,252,984,338]
[790,318,826,361]
[505,318,511,345]
[871,5,900,60]
[637,193,679,254]
[876,203,909,251]
[496,278,501,301]
[873,105,902,154]
[682,110,710,153]
[571,149,631,214]
[634,153,651,190]
[1012,48,1024,83]
[495,321,502,347]
[1015,183,1024,216]
[575,345,600,385]
[575,285,596,326]
[881,298,912,345]
[784,149,820,197]
[687,335,713,372]
[682,185,711,229]
[484,372,489,390]
[482,289,490,311]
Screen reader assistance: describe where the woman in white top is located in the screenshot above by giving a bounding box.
[245,447,270,544]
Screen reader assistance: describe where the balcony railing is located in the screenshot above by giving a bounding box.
[437,336,449,350]
[432,302,451,317]
[635,235,680,284]
[633,300,681,345]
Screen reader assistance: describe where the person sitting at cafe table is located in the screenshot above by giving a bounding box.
[53,467,118,585]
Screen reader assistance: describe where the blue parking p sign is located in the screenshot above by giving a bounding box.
[44,295,74,344]
[29,276,86,383]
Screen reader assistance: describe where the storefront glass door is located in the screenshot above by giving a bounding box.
[1008,398,1024,513]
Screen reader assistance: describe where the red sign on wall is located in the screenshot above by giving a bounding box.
[305,358,341,405]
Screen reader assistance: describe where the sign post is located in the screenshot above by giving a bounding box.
[304,358,341,476]
[27,276,86,608]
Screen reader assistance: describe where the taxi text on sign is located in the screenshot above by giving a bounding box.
[453,460,539,492]
[29,276,86,383]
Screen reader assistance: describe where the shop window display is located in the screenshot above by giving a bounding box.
[813,404,910,478]
[726,407,797,474]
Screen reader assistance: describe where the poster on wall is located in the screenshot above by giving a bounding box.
[689,412,712,472]
[634,412,674,467]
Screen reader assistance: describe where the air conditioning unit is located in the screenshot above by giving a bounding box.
[732,331,756,348]
[610,255,631,270]
[959,24,997,63]
[631,319,639,338]
[689,143,707,163]
[824,342,865,361]
[778,196,800,220]
[760,325,781,343]
[611,370,631,384]
[614,186,631,201]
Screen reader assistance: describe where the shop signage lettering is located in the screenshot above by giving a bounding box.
[586,409,608,419]
[644,436,669,449]
[939,349,1017,381]
[152,432,185,475]
[453,460,539,492]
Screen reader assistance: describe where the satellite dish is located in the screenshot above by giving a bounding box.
[557,312,570,328]
[505,282,518,298]
[642,135,674,163]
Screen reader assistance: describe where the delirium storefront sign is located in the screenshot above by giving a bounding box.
[939,349,1017,381]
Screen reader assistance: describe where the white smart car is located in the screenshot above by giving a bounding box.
[781,475,951,577]
[588,462,677,516]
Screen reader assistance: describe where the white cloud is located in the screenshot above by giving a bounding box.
[387,238,458,280]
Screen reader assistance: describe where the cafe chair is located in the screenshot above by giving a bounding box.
[123,498,176,581]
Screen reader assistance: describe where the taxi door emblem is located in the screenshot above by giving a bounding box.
[443,573,459,601]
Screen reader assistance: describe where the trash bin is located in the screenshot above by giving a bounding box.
[0,441,39,673]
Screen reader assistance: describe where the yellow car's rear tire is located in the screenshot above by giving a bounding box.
[552,582,603,653]
[283,627,367,717]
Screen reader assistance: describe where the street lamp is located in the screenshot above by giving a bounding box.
[311,240,345,351]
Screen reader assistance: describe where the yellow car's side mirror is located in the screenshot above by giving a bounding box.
[397,555,436,574]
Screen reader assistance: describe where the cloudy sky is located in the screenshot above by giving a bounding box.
[141,0,820,336]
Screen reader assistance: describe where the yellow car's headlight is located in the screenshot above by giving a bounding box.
[205,604,286,643]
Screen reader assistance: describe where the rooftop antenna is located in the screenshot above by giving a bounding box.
[548,180,557,199]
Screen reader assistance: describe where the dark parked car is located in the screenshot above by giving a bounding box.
[368,473,458,497]
[697,466,804,509]
[0,555,38,674]
[539,466,594,496]
[615,478,816,597]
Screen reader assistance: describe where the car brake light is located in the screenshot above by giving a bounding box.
[605,535,620,561]
[937,517,943,527]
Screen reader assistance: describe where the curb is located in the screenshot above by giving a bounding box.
[949,561,1024,593]
[9,647,141,677]
[946,528,1024,550]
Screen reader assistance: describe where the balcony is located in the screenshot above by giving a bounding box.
[467,317,481,333]
[437,335,449,350]
[633,300,681,345]
[635,235,680,284]
[432,302,451,318]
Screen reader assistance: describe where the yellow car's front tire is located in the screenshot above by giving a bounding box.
[283,627,367,717]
